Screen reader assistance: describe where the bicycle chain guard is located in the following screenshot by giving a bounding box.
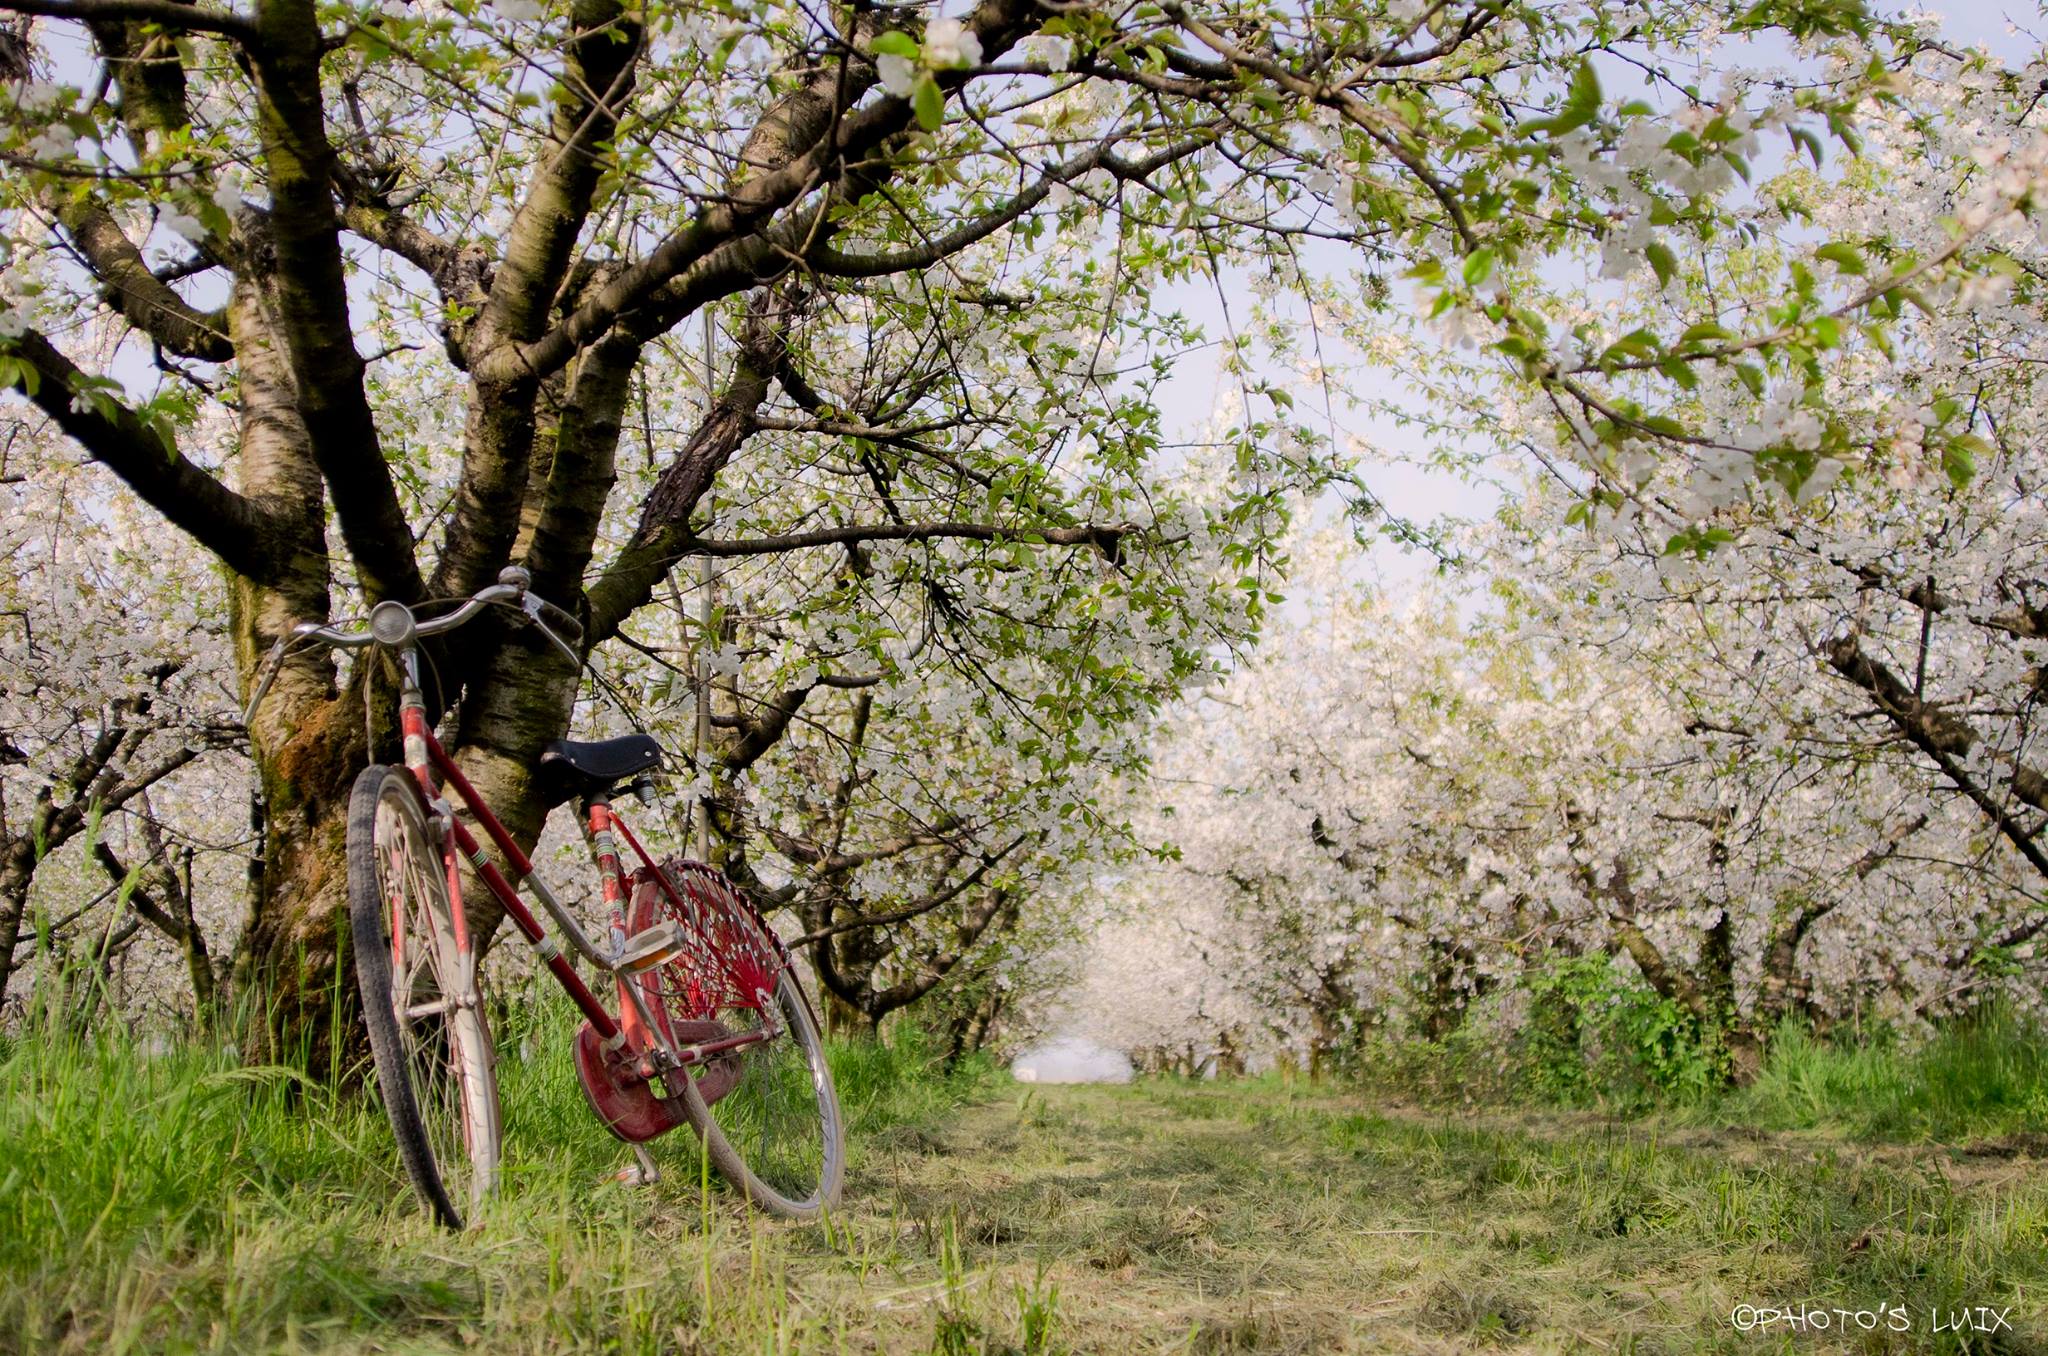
[572,1018,741,1143]
[574,861,770,1144]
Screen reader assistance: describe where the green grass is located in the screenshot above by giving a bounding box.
[1361,998,2048,1143]
[0,1009,995,1354]
[1716,1016,2048,1143]
[2,1014,2045,1353]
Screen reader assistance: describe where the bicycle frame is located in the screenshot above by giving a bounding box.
[386,649,772,1088]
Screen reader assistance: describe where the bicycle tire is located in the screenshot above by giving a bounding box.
[630,861,843,1218]
[347,764,502,1229]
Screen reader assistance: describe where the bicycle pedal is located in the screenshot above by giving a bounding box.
[613,920,686,974]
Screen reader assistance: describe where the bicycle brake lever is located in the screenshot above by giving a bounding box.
[523,595,586,671]
[241,636,290,731]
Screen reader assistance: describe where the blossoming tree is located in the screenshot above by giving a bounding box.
[0,0,1989,1059]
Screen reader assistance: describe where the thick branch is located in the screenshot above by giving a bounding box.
[0,0,257,41]
[470,0,642,354]
[790,835,1025,948]
[864,885,1016,1016]
[478,0,1042,385]
[697,519,1136,559]
[583,303,785,644]
[247,0,422,603]
[1827,634,2048,885]
[522,333,640,604]
[4,328,280,580]
[428,0,645,600]
[57,201,231,360]
[1825,633,2048,812]
[337,198,457,282]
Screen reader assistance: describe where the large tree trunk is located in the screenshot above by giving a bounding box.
[224,264,359,1066]
[0,845,33,1018]
[235,705,363,1067]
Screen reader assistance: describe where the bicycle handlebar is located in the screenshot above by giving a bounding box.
[242,569,585,728]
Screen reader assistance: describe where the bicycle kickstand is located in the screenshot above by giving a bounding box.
[612,1142,660,1188]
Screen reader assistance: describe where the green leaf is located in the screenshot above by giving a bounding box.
[1943,434,1981,490]
[1525,57,1601,136]
[1981,251,2026,280]
[1561,58,1601,130]
[1645,240,1676,288]
[1461,246,1496,287]
[871,30,919,57]
[1664,525,1735,558]
[1815,241,1867,275]
[0,355,37,398]
[1601,328,1663,364]
[1658,357,1699,390]
[911,72,944,130]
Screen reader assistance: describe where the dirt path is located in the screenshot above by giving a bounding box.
[799,1080,2048,1353]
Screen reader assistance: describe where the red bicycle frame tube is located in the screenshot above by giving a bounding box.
[585,798,659,1058]
[399,705,620,1043]
[610,812,797,973]
[607,812,692,915]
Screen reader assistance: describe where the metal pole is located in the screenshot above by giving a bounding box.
[693,310,716,862]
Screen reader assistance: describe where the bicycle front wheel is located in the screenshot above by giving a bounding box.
[348,764,502,1229]
[631,861,843,1218]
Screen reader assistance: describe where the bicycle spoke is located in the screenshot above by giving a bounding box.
[631,859,842,1214]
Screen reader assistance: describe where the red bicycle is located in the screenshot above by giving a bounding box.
[246,568,843,1228]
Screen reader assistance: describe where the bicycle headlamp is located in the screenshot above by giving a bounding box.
[369,600,417,647]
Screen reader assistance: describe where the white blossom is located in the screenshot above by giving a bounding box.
[876,53,918,97]
[922,18,982,68]
[1019,34,1073,71]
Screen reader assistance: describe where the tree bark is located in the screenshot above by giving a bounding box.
[0,846,33,1017]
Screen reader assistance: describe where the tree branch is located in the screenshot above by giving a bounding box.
[0,0,258,42]
[583,294,788,644]
[789,835,1026,948]
[4,328,282,581]
[429,0,646,600]
[1824,632,2048,813]
[696,519,1137,559]
[475,0,1043,385]
[1827,633,2048,884]
[56,201,232,361]
[245,0,422,603]
[811,135,1213,277]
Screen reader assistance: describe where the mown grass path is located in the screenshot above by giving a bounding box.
[5,1040,2045,1354]
[840,1081,2047,1354]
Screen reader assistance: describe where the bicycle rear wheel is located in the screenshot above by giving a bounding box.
[348,764,502,1229]
[630,861,843,1217]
